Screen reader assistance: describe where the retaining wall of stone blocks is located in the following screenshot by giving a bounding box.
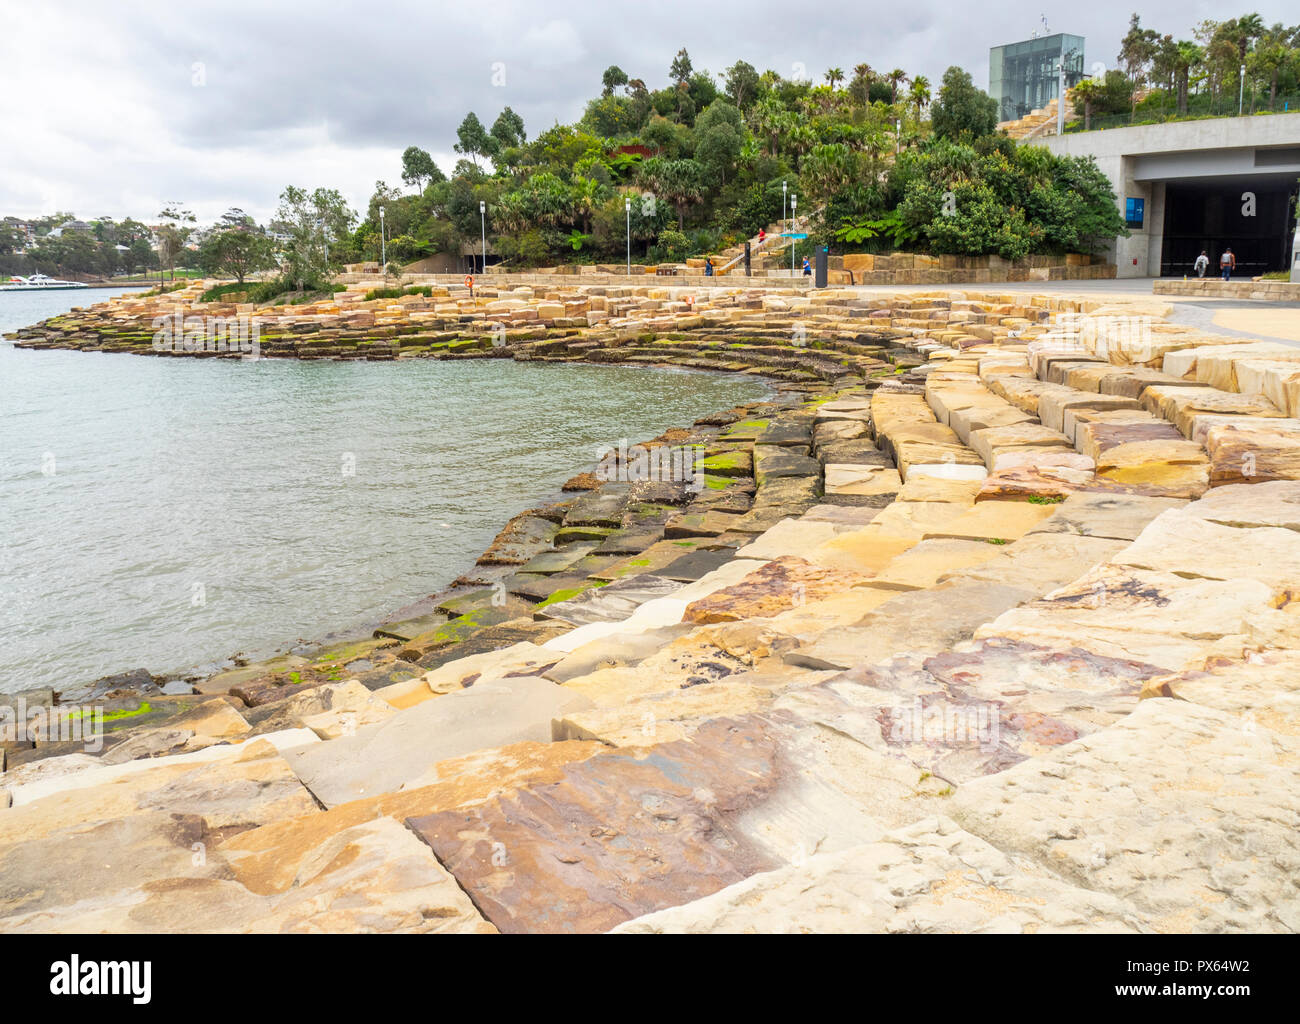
[1153,278,1300,300]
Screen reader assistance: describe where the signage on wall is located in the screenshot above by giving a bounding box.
[1125,197,1145,228]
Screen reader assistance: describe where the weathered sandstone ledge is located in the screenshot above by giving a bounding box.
[2,280,1299,933]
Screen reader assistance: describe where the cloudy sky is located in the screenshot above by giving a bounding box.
[2,0,1294,225]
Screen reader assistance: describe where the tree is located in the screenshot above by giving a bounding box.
[400,146,441,192]
[848,64,874,104]
[724,61,760,110]
[454,112,493,170]
[930,67,998,141]
[824,67,845,91]
[491,107,526,149]
[1172,40,1204,113]
[601,65,629,97]
[886,68,909,104]
[1072,78,1103,130]
[637,157,704,229]
[199,226,276,284]
[1118,14,1160,119]
[670,48,694,87]
[1228,13,1266,63]
[272,186,355,290]
[156,203,196,283]
[908,75,931,122]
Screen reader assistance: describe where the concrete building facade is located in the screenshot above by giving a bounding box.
[1042,114,1300,278]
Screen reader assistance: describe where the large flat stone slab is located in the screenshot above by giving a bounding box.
[683,556,879,623]
[535,573,684,626]
[1142,650,1300,737]
[1026,492,1187,541]
[0,736,320,926]
[788,581,1034,670]
[951,699,1300,933]
[937,533,1126,597]
[974,564,1276,672]
[1181,480,1300,531]
[612,816,1140,934]
[284,677,594,808]
[404,716,884,933]
[1114,508,1300,592]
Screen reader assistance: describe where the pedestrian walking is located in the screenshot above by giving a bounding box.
[1194,251,1209,278]
[801,257,812,276]
[1220,248,1236,281]
[757,228,766,246]
[704,257,714,277]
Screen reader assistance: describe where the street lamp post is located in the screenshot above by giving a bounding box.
[782,180,788,234]
[625,198,631,275]
[790,195,797,278]
[1239,64,1246,115]
[1057,58,1066,135]
[379,207,385,272]
[479,201,487,274]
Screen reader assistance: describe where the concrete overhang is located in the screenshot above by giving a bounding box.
[1043,112,1300,175]
[1131,146,1300,182]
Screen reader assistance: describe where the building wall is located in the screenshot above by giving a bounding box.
[1042,114,1300,277]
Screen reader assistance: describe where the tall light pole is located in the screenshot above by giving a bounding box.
[1058,58,1066,135]
[379,207,385,271]
[790,195,797,278]
[479,201,486,274]
[625,198,631,275]
[782,180,788,235]
[896,118,901,154]
[1239,64,1246,115]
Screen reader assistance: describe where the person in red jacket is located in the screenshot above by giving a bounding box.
[757,228,766,246]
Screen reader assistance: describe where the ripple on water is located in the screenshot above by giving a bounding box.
[0,340,770,693]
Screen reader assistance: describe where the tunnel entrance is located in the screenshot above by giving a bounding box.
[1160,176,1299,278]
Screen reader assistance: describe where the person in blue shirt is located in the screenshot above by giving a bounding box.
[704,257,714,277]
[801,257,812,276]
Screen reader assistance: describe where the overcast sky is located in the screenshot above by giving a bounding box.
[2,0,1295,225]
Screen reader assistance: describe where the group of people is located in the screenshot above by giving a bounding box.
[1194,248,1237,281]
[700,227,814,278]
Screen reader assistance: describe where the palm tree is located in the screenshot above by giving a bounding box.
[1072,78,1103,130]
[824,67,845,91]
[569,176,605,234]
[908,75,931,122]
[1232,13,1265,63]
[1172,40,1204,114]
[750,96,787,157]
[849,64,874,104]
[886,68,908,104]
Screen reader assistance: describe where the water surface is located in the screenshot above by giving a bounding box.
[0,291,768,692]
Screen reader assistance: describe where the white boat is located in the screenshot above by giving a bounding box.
[0,274,90,291]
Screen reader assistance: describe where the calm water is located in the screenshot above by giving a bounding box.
[0,290,768,693]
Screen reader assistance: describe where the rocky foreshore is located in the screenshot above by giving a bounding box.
[3,277,1300,933]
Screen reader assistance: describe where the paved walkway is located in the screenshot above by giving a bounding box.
[845,278,1300,347]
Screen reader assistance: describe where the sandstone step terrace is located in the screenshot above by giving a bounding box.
[7,286,1300,933]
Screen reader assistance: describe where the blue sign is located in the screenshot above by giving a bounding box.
[1125,197,1144,228]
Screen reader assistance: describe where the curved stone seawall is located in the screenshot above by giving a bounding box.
[2,279,1299,933]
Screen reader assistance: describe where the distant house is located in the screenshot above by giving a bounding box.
[45,219,94,239]
[2,216,35,252]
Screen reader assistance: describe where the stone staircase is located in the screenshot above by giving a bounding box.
[703,216,812,276]
[3,287,1299,932]
[999,88,1079,140]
